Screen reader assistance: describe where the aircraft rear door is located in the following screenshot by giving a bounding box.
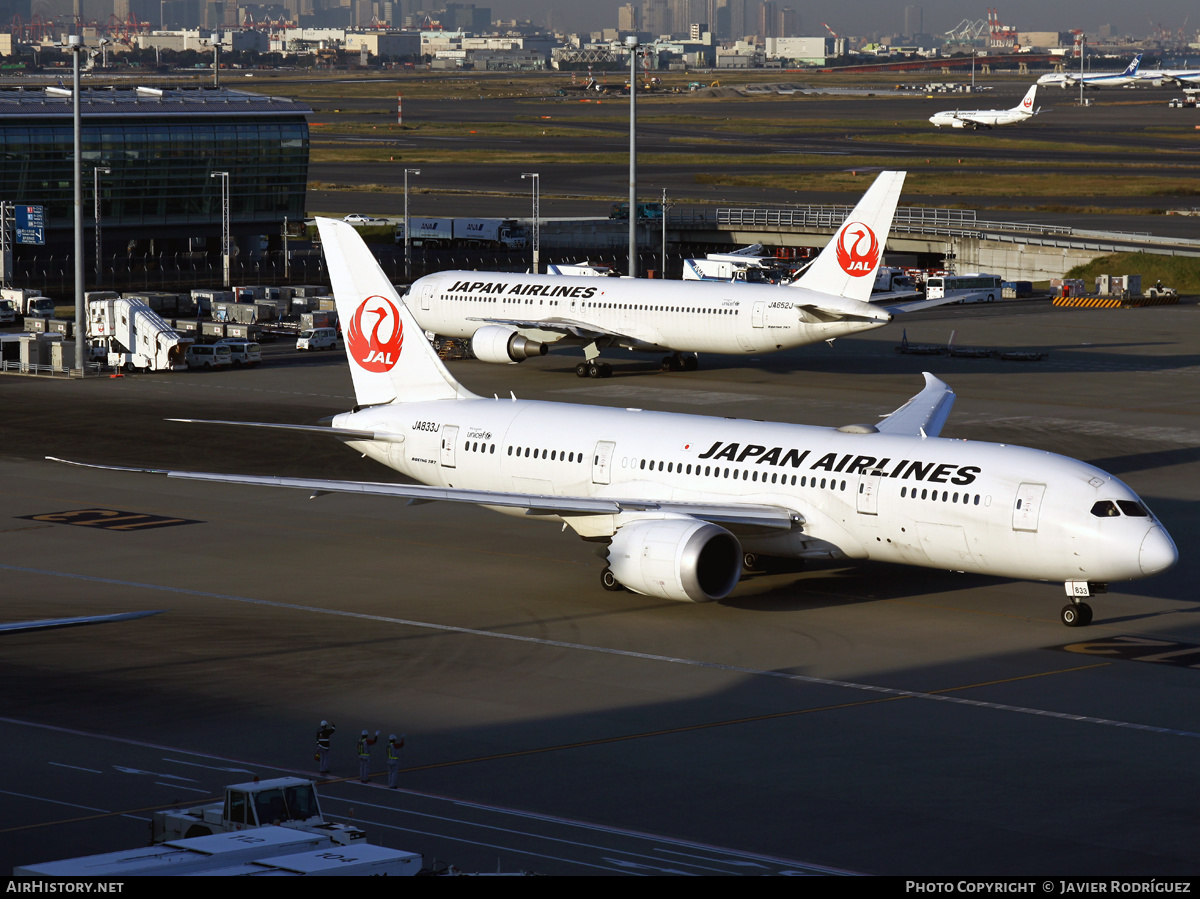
[1012,482,1046,532]
[440,425,459,468]
[752,301,765,328]
[591,441,616,485]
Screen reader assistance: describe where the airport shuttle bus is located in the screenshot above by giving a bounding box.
[924,273,1002,304]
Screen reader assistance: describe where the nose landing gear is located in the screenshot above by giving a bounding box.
[1060,602,1093,627]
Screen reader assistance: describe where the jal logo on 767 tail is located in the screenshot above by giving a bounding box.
[834,221,880,277]
[348,295,404,372]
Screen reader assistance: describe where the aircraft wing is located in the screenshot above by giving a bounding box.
[47,458,800,532]
[0,610,165,634]
[875,372,956,438]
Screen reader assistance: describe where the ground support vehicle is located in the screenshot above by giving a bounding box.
[88,297,191,372]
[396,217,527,250]
[152,777,366,845]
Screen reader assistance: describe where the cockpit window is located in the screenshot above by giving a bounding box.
[1117,501,1149,517]
[1090,501,1120,518]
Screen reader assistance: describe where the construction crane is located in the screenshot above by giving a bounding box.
[987,7,1017,48]
[944,19,988,42]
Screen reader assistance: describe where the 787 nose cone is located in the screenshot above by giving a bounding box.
[1139,526,1178,576]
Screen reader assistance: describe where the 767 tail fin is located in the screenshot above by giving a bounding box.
[794,171,905,304]
[317,217,473,407]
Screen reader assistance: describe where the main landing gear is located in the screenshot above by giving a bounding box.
[660,353,699,373]
[575,361,612,378]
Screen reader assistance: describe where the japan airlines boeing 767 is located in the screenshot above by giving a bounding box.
[52,220,1177,628]
[406,171,906,377]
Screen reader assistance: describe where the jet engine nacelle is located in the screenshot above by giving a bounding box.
[470,325,548,364]
[607,518,742,603]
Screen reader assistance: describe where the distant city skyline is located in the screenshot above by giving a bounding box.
[488,1,1198,38]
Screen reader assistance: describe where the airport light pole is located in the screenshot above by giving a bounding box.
[660,187,671,278]
[403,167,419,281]
[521,172,539,274]
[93,166,110,286]
[67,34,85,373]
[211,171,230,288]
[626,35,638,278]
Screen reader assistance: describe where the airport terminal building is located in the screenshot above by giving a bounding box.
[0,85,310,259]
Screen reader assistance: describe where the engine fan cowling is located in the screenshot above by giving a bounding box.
[470,325,547,364]
[607,519,742,603]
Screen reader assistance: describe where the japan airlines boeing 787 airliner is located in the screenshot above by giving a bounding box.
[54,221,1177,627]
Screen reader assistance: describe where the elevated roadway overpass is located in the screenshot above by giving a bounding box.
[663,205,1200,280]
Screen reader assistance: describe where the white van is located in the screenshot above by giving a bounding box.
[297,327,339,351]
[186,343,233,369]
[215,338,262,366]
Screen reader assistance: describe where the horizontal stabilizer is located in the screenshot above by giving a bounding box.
[167,418,405,443]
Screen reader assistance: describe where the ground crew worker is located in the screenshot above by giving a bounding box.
[357,729,379,783]
[316,721,336,775]
[386,734,406,789]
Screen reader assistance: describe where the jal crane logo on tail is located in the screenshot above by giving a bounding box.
[835,222,880,277]
[1022,96,1033,108]
[348,295,404,372]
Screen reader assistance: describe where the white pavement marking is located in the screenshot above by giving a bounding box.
[0,788,150,821]
[4,562,1197,740]
[48,763,102,774]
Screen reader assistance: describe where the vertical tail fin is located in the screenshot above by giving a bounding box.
[1015,84,1037,113]
[316,217,473,406]
[1125,54,1143,76]
[794,170,905,303]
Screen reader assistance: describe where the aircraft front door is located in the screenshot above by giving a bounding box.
[1012,482,1046,532]
[752,301,765,328]
[592,440,616,485]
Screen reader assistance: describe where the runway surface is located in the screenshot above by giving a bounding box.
[1,298,1197,874]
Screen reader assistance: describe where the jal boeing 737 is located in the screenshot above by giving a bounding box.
[406,171,906,377]
[929,85,1039,129]
[52,220,1178,628]
[1037,54,1143,89]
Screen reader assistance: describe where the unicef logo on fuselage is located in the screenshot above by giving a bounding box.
[347,295,404,372]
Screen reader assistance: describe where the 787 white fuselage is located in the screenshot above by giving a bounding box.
[336,397,1175,587]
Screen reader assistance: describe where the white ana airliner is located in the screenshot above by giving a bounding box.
[53,220,1178,628]
[1137,65,1200,87]
[929,85,1039,129]
[406,171,906,377]
[1037,54,1143,89]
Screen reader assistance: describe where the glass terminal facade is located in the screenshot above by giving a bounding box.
[0,86,309,248]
